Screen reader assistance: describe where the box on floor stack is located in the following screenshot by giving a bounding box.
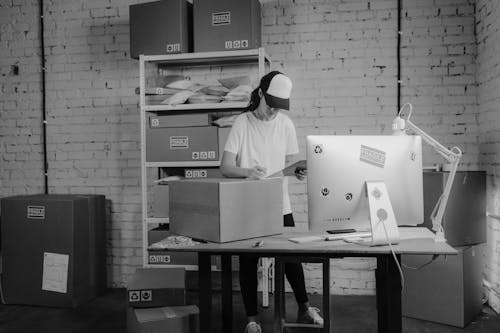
[0,194,106,307]
[127,267,199,333]
[402,171,487,327]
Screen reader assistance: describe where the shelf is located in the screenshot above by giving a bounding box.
[140,47,270,269]
[140,48,270,66]
[144,102,248,112]
[146,217,169,224]
[146,161,221,168]
[143,263,199,270]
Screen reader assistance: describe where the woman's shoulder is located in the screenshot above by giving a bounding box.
[277,112,295,127]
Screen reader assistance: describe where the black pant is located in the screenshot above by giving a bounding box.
[239,214,308,317]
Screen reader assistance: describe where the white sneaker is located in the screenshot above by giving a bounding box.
[297,307,324,326]
[244,321,262,333]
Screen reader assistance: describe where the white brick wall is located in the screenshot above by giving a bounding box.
[263,0,478,294]
[476,0,500,315]
[0,0,487,294]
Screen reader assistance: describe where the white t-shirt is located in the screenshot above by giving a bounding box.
[224,112,299,214]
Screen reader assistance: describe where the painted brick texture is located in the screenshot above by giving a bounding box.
[0,0,486,295]
[476,0,500,315]
[263,0,478,294]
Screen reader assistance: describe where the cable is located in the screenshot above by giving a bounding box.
[402,254,441,270]
[380,219,405,291]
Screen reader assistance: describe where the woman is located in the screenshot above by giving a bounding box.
[220,71,323,333]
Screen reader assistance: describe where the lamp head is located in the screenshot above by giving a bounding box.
[392,116,407,135]
[392,103,413,136]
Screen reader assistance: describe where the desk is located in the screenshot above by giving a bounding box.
[155,231,456,332]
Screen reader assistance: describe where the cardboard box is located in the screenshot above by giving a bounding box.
[183,167,223,179]
[149,114,212,128]
[148,185,170,218]
[423,171,486,246]
[148,229,198,266]
[169,178,283,242]
[402,244,484,327]
[193,0,261,52]
[1,194,106,307]
[130,0,193,59]
[146,126,230,162]
[127,305,199,333]
[127,268,186,308]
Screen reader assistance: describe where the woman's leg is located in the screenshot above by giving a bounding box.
[284,262,309,305]
[282,214,309,305]
[239,254,260,317]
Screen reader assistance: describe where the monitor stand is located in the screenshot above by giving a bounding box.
[365,181,400,246]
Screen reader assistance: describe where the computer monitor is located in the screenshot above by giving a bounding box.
[306,135,424,233]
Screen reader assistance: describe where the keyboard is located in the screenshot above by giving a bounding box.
[323,231,372,241]
[288,231,372,244]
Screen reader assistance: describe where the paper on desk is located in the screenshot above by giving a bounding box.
[398,227,435,240]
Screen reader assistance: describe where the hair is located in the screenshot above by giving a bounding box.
[246,87,261,112]
[245,70,283,112]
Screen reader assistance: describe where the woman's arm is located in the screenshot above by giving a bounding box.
[220,151,266,179]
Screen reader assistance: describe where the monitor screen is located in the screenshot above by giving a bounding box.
[306,135,423,233]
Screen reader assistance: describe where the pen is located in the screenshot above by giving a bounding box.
[252,240,264,248]
[191,237,208,244]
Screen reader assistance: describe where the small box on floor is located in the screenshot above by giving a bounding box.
[169,178,283,242]
[127,268,186,308]
[193,0,261,52]
[127,305,199,333]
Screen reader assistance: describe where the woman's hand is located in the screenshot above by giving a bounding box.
[294,166,307,180]
[247,166,267,179]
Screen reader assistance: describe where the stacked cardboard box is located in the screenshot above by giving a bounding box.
[127,268,199,333]
[0,194,106,307]
[129,0,193,58]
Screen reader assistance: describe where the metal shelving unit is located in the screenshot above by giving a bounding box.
[139,48,271,268]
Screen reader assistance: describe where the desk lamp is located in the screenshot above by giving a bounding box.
[392,103,462,242]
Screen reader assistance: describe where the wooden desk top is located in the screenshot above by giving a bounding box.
[152,229,457,257]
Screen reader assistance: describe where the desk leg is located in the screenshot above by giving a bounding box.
[322,259,331,333]
[221,254,233,333]
[273,258,284,333]
[199,253,212,332]
[376,254,402,333]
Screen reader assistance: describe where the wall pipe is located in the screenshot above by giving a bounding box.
[39,0,48,194]
[397,0,402,113]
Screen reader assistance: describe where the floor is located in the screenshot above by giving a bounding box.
[0,289,499,333]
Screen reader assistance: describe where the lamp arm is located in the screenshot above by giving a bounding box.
[401,118,463,242]
[403,120,462,163]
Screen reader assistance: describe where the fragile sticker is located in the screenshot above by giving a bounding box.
[212,12,231,25]
[27,205,45,219]
[149,254,171,264]
[360,145,386,168]
[170,136,188,149]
